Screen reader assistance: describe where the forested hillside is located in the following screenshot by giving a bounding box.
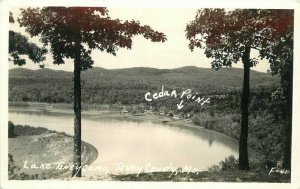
[9,66,287,172]
[9,66,279,105]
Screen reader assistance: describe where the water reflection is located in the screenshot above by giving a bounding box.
[9,108,241,175]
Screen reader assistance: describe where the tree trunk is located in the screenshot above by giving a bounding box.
[239,46,250,170]
[72,40,82,177]
[282,60,292,170]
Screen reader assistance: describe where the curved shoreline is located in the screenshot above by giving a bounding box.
[57,140,99,179]
[8,123,98,180]
[9,105,260,172]
[9,105,239,144]
[8,105,289,182]
[9,105,260,157]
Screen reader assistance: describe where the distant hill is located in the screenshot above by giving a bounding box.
[9,68,73,78]
[9,66,279,105]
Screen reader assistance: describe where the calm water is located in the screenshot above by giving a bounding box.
[9,108,239,176]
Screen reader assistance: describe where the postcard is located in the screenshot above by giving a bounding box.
[1,0,299,189]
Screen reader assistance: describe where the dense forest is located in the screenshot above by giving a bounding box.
[9,66,278,105]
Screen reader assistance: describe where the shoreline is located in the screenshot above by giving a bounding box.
[9,104,261,162]
[7,103,288,182]
[9,105,241,149]
[56,140,99,179]
[8,123,98,180]
[9,104,242,146]
[9,103,260,158]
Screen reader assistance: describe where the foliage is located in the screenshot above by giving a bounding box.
[219,155,239,171]
[258,10,293,170]
[8,121,15,138]
[8,154,19,177]
[186,8,293,170]
[8,154,43,180]
[9,31,47,67]
[13,124,49,136]
[9,12,47,67]
[18,7,167,70]
[206,155,281,176]
[191,111,285,165]
[186,9,293,70]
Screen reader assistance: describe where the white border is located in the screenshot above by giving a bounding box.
[1,0,300,189]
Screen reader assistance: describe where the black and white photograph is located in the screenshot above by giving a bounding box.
[0,0,299,188]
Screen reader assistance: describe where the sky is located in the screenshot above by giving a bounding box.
[9,7,270,72]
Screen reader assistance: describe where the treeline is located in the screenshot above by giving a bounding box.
[9,67,279,105]
[189,88,287,166]
[191,112,284,164]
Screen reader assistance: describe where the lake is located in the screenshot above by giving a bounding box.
[9,108,240,176]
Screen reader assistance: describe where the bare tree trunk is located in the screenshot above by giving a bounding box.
[72,40,82,177]
[282,60,292,170]
[239,46,250,170]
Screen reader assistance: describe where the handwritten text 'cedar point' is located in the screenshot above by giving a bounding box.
[145,86,210,110]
